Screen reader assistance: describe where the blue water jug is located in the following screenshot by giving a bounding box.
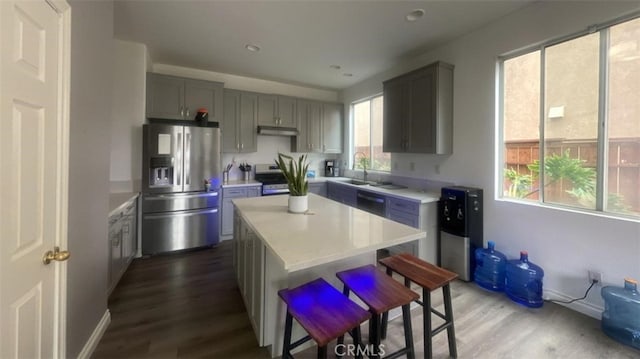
[474,241,507,292]
[601,278,640,350]
[505,251,544,308]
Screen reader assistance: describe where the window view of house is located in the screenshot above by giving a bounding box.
[352,95,390,171]
[501,16,640,218]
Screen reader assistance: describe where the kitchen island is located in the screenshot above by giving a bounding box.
[232,193,426,357]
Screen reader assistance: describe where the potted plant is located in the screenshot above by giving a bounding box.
[275,153,309,213]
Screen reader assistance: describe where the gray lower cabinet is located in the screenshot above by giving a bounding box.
[221,186,261,237]
[223,90,258,153]
[146,73,223,122]
[326,182,438,263]
[108,198,138,295]
[308,182,327,197]
[326,182,357,207]
[383,61,453,154]
[233,213,265,344]
[386,196,438,263]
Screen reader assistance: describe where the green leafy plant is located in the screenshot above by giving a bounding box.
[506,149,596,201]
[275,153,309,196]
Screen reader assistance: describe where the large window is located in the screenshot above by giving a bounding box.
[500,16,640,218]
[352,95,390,171]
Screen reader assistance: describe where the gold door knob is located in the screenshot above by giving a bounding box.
[43,247,70,265]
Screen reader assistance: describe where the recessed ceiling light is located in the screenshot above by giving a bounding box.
[343,73,353,77]
[245,44,261,52]
[406,9,425,22]
[330,65,341,70]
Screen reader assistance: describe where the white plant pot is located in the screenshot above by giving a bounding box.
[288,195,308,213]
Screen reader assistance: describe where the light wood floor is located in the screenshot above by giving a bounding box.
[93,241,639,358]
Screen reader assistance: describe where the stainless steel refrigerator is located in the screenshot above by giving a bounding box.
[141,123,221,255]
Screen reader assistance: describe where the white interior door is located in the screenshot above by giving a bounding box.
[0,1,70,358]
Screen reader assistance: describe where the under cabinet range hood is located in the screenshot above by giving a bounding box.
[257,125,298,136]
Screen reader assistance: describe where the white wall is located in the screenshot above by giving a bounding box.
[340,1,640,317]
[110,40,147,193]
[67,0,113,357]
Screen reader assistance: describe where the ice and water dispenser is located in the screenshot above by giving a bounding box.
[439,186,483,281]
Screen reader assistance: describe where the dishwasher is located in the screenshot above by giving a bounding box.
[356,189,417,260]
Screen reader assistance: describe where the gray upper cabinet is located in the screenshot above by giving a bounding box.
[257,95,297,128]
[322,103,343,154]
[146,73,223,122]
[383,61,453,154]
[292,100,323,153]
[292,100,343,154]
[223,90,258,153]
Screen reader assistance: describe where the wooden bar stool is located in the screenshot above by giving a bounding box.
[278,278,371,359]
[336,264,419,359]
[379,253,458,359]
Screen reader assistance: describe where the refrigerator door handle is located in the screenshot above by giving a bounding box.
[143,207,218,220]
[185,131,191,185]
[176,132,182,186]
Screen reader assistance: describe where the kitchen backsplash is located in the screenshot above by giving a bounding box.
[222,135,339,181]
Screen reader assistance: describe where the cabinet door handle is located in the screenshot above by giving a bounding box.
[180,106,184,118]
[241,143,244,150]
[186,107,190,118]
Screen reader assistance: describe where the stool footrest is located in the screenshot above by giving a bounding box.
[289,335,312,350]
[432,321,453,337]
[431,307,447,321]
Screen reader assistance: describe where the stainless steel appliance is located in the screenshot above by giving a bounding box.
[356,189,418,260]
[439,186,483,281]
[254,164,289,196]
[324,160,339,177]
[356,189,386,216]
[141,124,221,255]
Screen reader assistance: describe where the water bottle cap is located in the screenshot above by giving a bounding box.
[625,278,637,285]
[520,250,528,256]
[488,241,495,249]
[520,251,528,261]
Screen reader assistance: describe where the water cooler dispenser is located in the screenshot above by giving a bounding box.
[439,186,483,281]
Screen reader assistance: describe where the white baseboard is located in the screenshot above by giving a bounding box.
[77,309,111,359]
[544,288,603,320]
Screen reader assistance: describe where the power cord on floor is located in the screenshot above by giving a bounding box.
[545,279,597,304]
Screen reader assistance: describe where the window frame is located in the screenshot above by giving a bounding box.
[350,93,388,172]
[497,12,640,220]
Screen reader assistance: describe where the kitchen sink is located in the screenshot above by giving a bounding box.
[345,179,370,186]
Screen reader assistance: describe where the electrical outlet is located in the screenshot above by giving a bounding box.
[588,270,603,284]
[393,162,398,170]
[409,162,415,171]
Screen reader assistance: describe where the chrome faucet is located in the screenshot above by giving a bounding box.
[353,151,368,183]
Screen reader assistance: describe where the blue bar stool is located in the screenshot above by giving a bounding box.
[278,278,371,359]
[336,264,419,359]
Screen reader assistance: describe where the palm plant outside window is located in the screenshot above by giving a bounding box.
[500,15,640,219]
[352,95,390,171]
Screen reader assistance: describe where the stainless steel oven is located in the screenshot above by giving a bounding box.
[255,164,289,196]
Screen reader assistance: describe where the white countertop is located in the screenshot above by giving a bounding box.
[222,180,262,188]
[322,177,440,203]
[232,194,426,272]
[109,192,139,217]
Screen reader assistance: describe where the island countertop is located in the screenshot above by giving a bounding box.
[232,193,426,272]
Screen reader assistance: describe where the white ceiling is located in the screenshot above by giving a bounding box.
[114,0,533,90]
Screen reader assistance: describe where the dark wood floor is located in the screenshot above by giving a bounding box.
[93,241,639,358]
[92,242,270,358]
